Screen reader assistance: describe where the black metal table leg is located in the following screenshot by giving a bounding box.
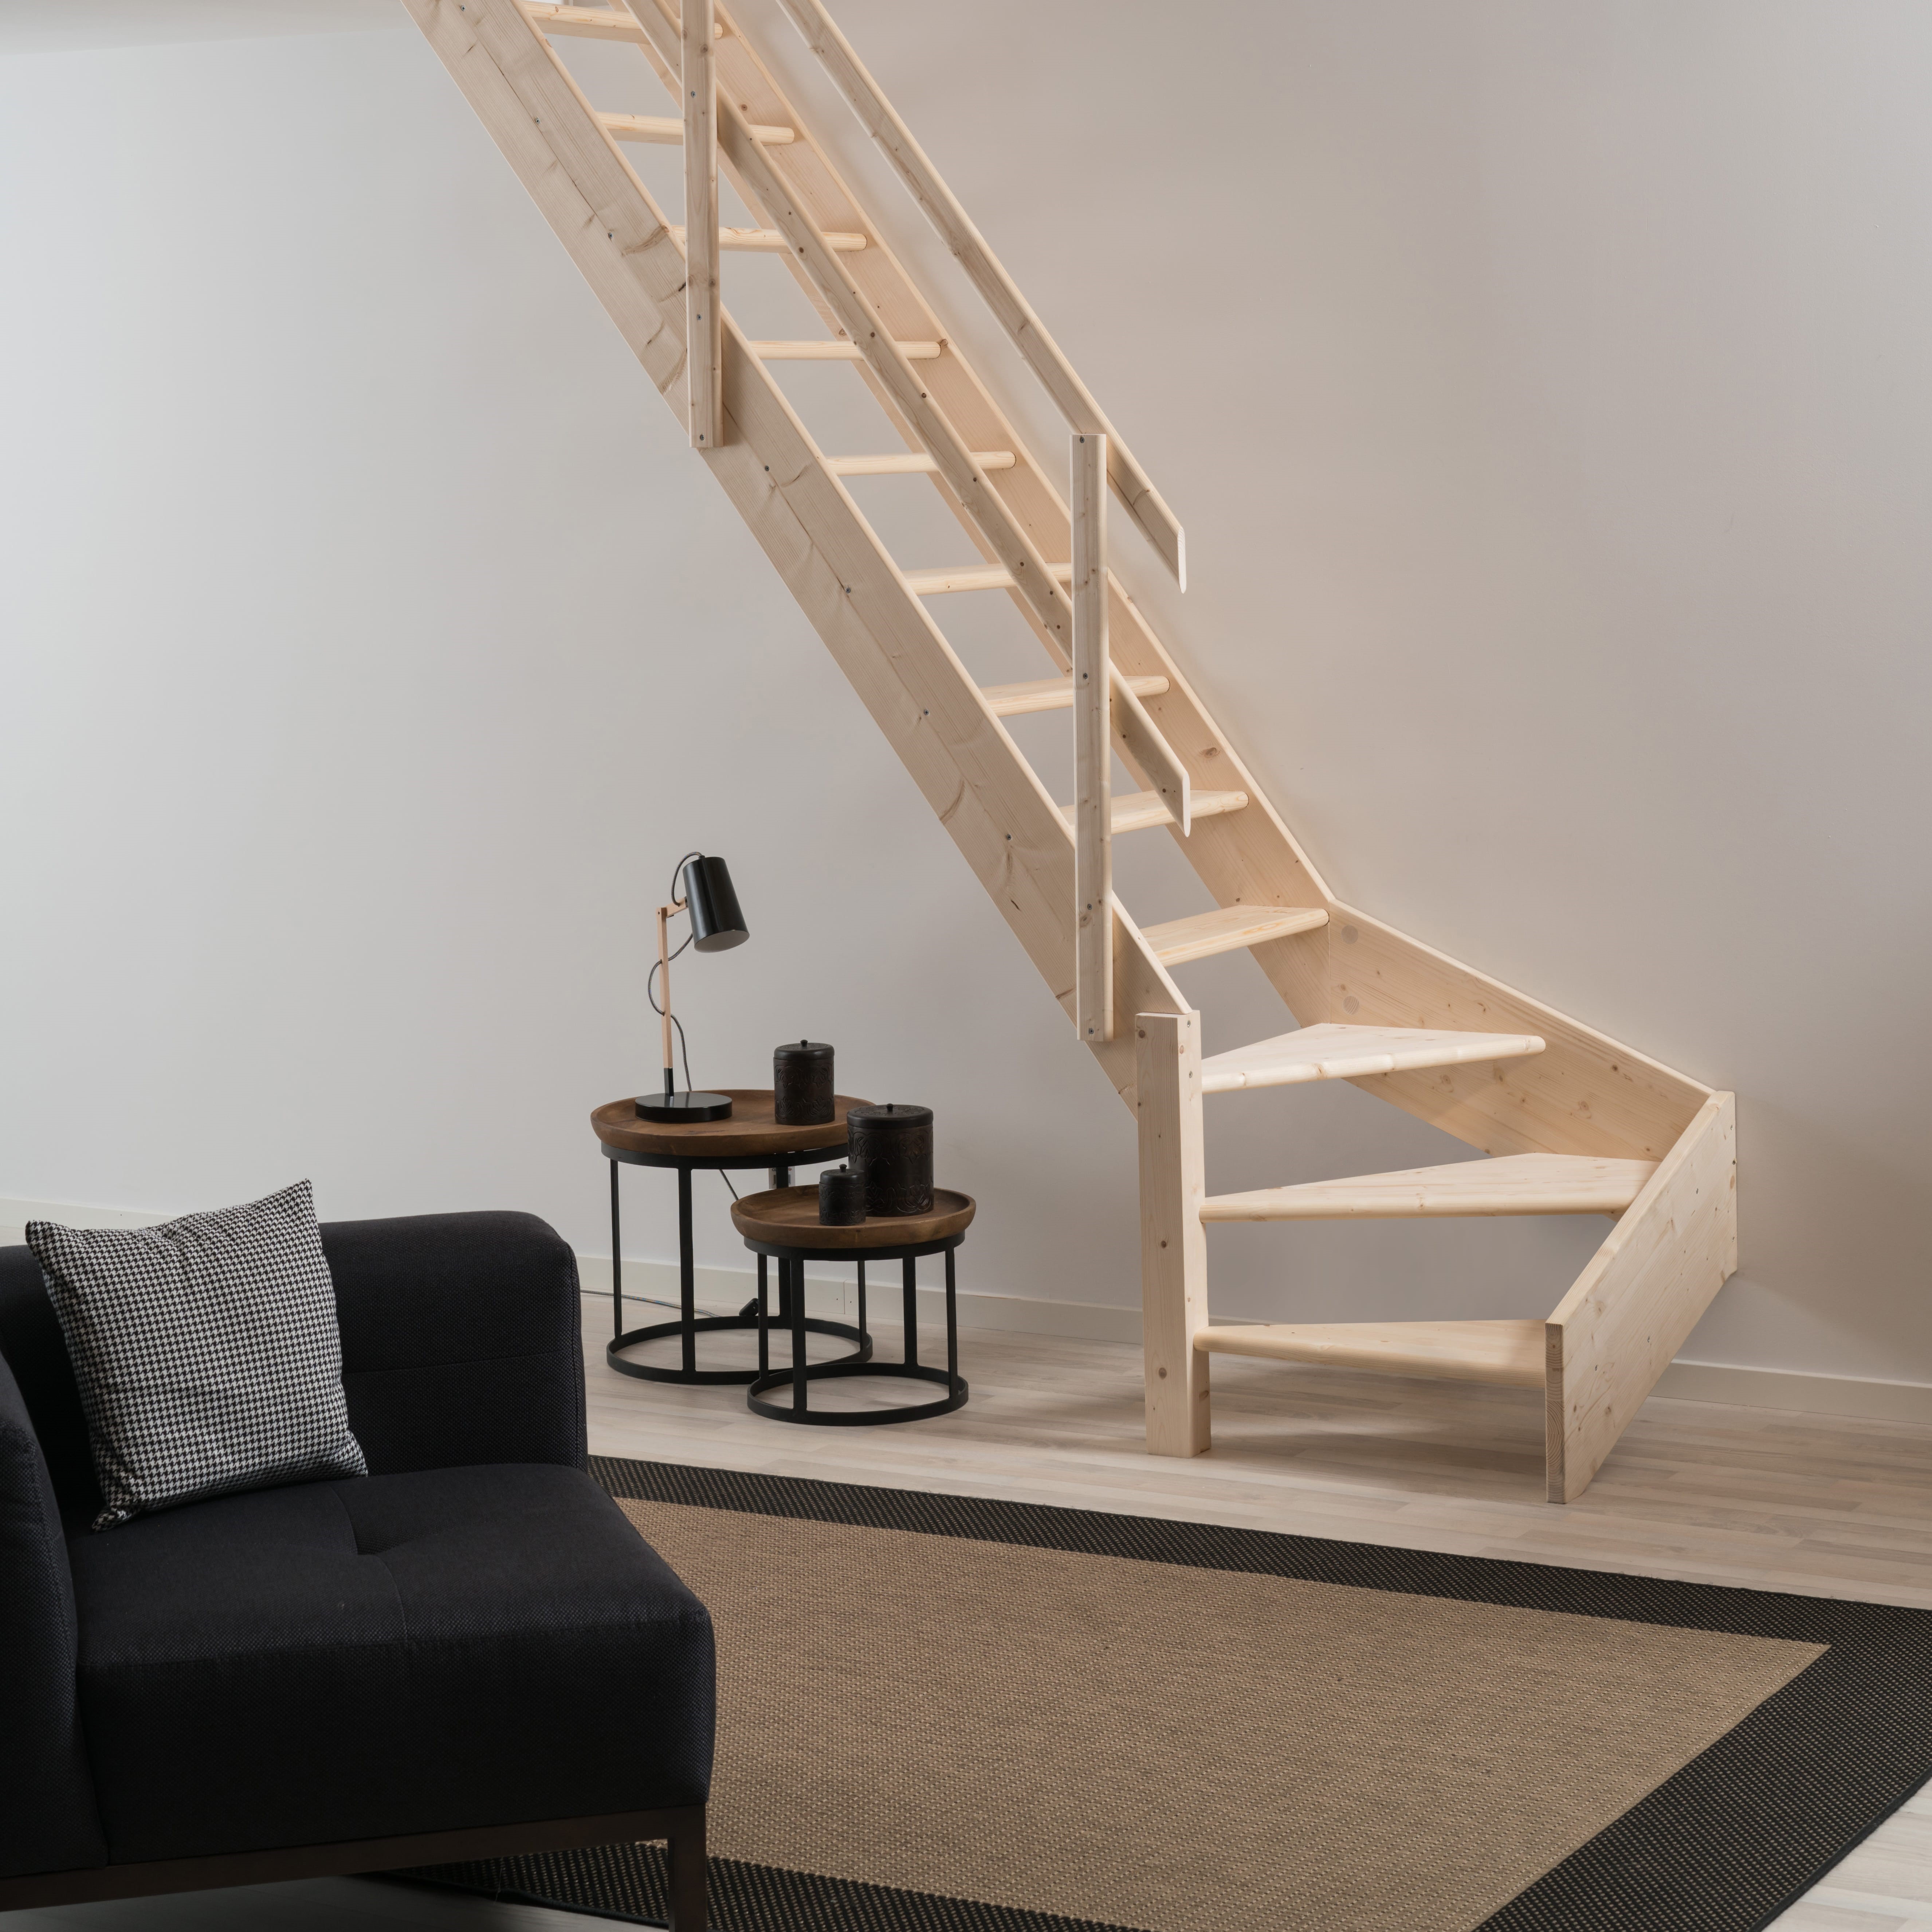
[945,1245,959,1395]
[902,1256,919,1372]
[790,1258,808,1415]
[610,1159,623,1342]
[757,1256,769,1379]
[678,1166,696,1377]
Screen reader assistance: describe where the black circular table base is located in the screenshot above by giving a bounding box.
[607,1314,870,1387]
[747,1358,968,1426]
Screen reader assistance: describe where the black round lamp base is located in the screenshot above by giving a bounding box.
[635,1091,735,1123]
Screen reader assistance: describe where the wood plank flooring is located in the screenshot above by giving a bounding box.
[20,1301,1932,1931]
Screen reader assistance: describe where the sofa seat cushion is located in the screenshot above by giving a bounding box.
[67,1464,714,1864]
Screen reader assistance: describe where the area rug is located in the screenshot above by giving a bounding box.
[397,1455,1932,1932]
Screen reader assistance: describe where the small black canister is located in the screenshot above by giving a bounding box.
[773,1039,835,1125]
[848,1102,934,1217]
[818,1164,867,1225]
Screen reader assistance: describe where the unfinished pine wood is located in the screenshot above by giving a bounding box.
[1144,904,1331,967]
[1327,904,1710,1163]
[1200,1022,1547,1094]
[667,222,865,251]
[681,0,719,449]
[902,564,1016,596]
[635,0,1340,1020]
[1062,789,1246,837]
[1072,432,1111,1045]
[1548,1093,1739,1503]
[751,339,941,360]
[771,0,1186,587]
[982,674,1169,717]
[523,1,649,41]
[1201,1154,1658,1223]
[1197,1319,1548,1389]
[1136,1012,1210,1455]
[600,109,793,144]
[826,451,1014,476]
[402,0,1186,1113]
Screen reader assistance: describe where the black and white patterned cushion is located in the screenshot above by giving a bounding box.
[28,1180,367,1530]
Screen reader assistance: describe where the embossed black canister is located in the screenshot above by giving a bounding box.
[772,1039,835,1125]
[817,1164,867,1225]
[847,1102,934,1217]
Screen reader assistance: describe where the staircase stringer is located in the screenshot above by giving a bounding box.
[404,0,1186,1105]
[614,0,1336,1023]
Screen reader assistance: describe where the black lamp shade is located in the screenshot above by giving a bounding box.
[680,855,748,952]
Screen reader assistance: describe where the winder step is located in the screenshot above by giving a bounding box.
[601,111,795,146]
[1142,905,1330,967]
[828,452,1015,476]
[1193,1320,1547,1389]
[982,674,1170,716]
[1199,1153,1656,1222]
[1057,790,1248,837]
[1200,1022,1547,1094]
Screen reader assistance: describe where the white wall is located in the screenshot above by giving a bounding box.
[3,4,1929,1390]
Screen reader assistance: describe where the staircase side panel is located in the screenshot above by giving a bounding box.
[1544,1092,1737,1502]
[1330,905,1709,1162]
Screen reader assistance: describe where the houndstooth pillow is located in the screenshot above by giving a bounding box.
[28,1180,367,1530]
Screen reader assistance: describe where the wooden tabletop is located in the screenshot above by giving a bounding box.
[730,1185,975,1251]
[592,1090,874,1160]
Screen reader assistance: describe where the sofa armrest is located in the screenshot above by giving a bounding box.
[324,1211,587,1477]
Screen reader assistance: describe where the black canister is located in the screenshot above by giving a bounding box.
[848,1102,934,1217]
[818,1163,867,1225]
[773,1039,835,1125]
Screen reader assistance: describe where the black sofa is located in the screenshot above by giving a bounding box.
[0,1210,712,1926]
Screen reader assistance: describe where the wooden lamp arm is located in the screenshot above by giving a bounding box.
[657,897,686,1100]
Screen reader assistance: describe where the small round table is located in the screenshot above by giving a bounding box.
[730,1186,974,1425]
[592,1091,876,1385]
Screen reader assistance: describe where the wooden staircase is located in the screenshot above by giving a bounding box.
[404,0,1738,1501]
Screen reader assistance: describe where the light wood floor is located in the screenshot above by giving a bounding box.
[22,1305,1932,1932]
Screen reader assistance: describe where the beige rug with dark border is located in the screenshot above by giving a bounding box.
[401,1457,1932,1932]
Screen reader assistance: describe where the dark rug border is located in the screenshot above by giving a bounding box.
[430,1456,1932,1932]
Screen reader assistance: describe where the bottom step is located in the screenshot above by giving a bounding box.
[1194,1319,1546,1389]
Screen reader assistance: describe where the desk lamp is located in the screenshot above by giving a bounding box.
[636,853,748,1123]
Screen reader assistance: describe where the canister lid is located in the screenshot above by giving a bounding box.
[847,1102,932,1131]
[773,1039,835,1063]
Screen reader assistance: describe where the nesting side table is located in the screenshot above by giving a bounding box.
[591,1091,875,1385]
[730,1186,974,1425]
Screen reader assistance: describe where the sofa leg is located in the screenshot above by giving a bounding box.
[666,1804,708,1932]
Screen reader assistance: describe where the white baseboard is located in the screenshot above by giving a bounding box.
[573,1254,1143,1344]
[5,1195,1927,1423]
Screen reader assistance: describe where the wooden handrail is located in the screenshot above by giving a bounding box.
[771,0,1188,589]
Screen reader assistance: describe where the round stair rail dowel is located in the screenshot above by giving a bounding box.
[817,1163,867,1225]
[847,1102,934,1217]
[773,1039,836,1125]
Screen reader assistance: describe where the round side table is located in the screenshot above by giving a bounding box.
[730,1186,974,1425]
[592,1091,876,1386]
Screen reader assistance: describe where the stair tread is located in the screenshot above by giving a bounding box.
[752,340,942,361]
[1144,904,1329,966]
[983,674,1169,717]
[1201,1021,1547,1093]
[669,224,866,252]
[601,111,793,145]
[1057,790,1246,836]
[829,451,1015,476]
[1194,1319,1546,1389]
[1201,1152,1656,1221]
